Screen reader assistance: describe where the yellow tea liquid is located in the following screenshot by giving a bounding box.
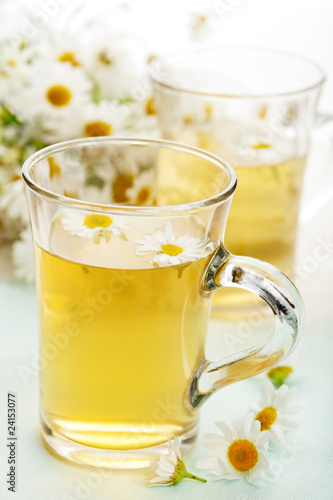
[195,129,306,310]
[36,220,212,451]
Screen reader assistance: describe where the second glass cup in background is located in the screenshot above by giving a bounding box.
[149,47,325,314]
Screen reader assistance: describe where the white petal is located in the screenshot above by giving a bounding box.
[247,467,262,485]
[196,456,218,470]
[232,417,246,438]
[150,476,170,484]
[173,436,181,459]
[269,426,286,446]
[280,416,300,429]
[165,221,175,242]
[203,433,229,448]
[154,253,170,264]
[215,421,235,441]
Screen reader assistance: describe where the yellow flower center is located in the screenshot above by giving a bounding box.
[112,174,134,203]
[183,115,193,124]
[84,214,112,229]
[46,85,72,107]
[258,104,268,119]
[146,96,156,115]
[136,187,150,205]
[84,121,112,137]
[99,51,113,65]
[161,244,183,256]
[48,156,62,179]
[255,406,277,431]
[228,439,259,472]
[58,52,80,66]
[252,143,271,150]
[205,103,213,117]
[7,59,17,67]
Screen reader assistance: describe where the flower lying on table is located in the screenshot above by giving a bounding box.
[149,436,206,486]
[149,380,301,488]
[196,414,273,485]
[250,380,301,446]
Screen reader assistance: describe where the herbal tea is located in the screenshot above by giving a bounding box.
[36,219,212,451]
[193,128,306,309]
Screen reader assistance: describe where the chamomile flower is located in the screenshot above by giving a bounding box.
[62,100,128,140]
[0,43,33,81]
[135,221,203,266]
[126,170,156,206]
[60,209,129,244]
[11,62,92,123]
[149,436,206,486]
[37,33,87,68]
[88,37,145,101]
[196,414,273,485]
[249,380,301,446]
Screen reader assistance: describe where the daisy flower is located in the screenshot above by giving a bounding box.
[60,209,130,244]
[10,61,92,124]
[61,100,129,140]
[135,221,204,266]
[149,436,206,486]
[88,36,145,101]
[249,380,301,446]
[36,33,87,69]
[126,170,156,206]
[0,43,34,82]
[12,227,35,283]
[196,414,273,485]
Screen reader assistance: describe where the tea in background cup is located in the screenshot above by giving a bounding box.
[149,47,325,314]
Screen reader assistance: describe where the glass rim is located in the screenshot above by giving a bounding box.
[148,46,326,99]
[22,136,237,216]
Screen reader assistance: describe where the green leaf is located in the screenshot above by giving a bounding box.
[1,106,22,126]
[118,95,135,104]
[31,140,49,151]
[267,366,293,388]
[92,80,102,104]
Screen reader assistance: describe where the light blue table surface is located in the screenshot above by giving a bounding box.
[1,200,333,500]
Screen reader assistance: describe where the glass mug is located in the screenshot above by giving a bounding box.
[22,137,303,469]
[149,47,325,314]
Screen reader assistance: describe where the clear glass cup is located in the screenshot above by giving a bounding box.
[22,137,303,469]
[149,47,325,315]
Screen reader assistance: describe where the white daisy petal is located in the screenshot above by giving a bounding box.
[215,421,235,441]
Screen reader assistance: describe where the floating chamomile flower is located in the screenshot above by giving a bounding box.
[135,221,204,266]
[196,414,273,485]
[149,436,206,486]
[60,210,130,244]
[250,380,301,446]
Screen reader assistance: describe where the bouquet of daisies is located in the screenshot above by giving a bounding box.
[0,29,158,278]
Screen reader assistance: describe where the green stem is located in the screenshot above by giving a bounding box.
[185,472,207,483]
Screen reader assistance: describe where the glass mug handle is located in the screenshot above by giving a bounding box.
[188,246,304,409]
